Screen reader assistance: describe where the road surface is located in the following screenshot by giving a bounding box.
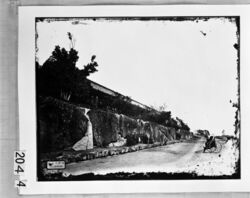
[63,138,237,177]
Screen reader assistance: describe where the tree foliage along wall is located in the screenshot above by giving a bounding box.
[196,129,210,138]
[176,117,190,131]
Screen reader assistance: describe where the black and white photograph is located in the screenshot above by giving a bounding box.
[35,16,240,181]
[17,5,250,194]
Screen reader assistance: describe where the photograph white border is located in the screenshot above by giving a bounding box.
[18,5,250,194]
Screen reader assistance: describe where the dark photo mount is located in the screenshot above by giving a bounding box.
[35,16,240,181]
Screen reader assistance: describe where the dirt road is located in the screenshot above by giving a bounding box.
[63,137,238,177]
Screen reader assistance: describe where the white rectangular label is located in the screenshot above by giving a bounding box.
[47,161,65,170]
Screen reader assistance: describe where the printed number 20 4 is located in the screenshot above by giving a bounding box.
[14,151,25,175]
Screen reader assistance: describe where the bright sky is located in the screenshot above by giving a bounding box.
[36,18,238,135]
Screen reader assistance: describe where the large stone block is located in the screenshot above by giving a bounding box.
[89,110,120,147]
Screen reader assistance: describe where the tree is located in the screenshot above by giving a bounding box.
[166,117,178,129]
[81,55,98,76]
[36,33,98,101]
[196,129,210,138]
[176,117,190,131]
[37,45,79,100]
[157,111,171,125]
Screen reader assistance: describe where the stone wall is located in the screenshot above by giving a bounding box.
[38,97,88,152]
[38,97,192,153]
